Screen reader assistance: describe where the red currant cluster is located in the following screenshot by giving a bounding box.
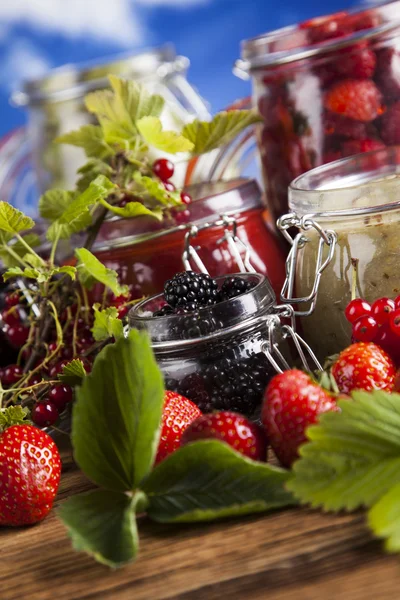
[152,158,192,224]
[345,296,400,363]
[0,284,136,428]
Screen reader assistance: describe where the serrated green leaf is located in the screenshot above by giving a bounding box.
[58,359,87,386]
[288,391,400,512]
[109,75,164,128]
[58,489,139,568]
[137,116,194,154]
[142,440,295,523]
[0,202,34,235]
[76,159,114,194]
[0,406,31,431]
[3,266,39,282]
[39,189,75,222]
[91,304,124,342]
[368,482,400,553]
[23,253,43,268]
[0,233,41,269]
[105,200,162,220]
[75,248,128,296]
[56,125,113,160]
[54,265,76,280]
[47,175,115,242]
[73,330,164,491]
[133,171,181,206]
[182,110,263,155]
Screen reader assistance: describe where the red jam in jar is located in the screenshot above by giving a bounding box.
[236,1,400,222]
[88,178,286,299]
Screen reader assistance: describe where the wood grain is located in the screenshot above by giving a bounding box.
[0,446,398,600]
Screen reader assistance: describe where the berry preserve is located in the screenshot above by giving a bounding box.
[236,1,400,222]
[129,273,285,418]
[86,179,286,299]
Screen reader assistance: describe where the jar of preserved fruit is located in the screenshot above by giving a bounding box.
[129,272,315,418]
[235,1,400,223]
[86,178,286,299]
[278,145,400,361]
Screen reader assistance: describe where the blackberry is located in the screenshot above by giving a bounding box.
[164,271,218,310]
[153,304,175,317]
[178,373,213,412]
[219,276,257,301]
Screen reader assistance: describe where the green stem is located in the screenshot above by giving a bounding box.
[3,245,29,268]
[15,233,46,265]
[49,229,61,266]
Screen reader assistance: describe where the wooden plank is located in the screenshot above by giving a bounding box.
[0,449,397,600]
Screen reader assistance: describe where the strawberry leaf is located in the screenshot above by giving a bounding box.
[0,406,31,431]
[137,116,194,154]
[58,359,87,386]
[142,440,295,523]
[288,391,400,511]
[75,248,128,297]
[73,330,164,491]
[58,489,140,568]
[182,110,263,155]
[368,482,400,552]
[91,304,124,342]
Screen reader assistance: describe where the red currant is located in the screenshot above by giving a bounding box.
[163,181,176,192]
[48,384,73,411]
[5,324,29,348]
[173,209,191,225]
[375,323,400,364]
[5,292,20,307]
[344,298,371,323]
[1,308,21,327]
[2,364,23,386]
[153,158,174,182]
[117,305,129,319]
[48,341,58,353]
[31,402,59,427]
[389,308,400,337]
[27,373,43,386]
[352,315,379,342]
[371,297,396,325]
[180,192,192,205]
[48,360,69,378]
[80,357,92,373]
[395,295,400,309]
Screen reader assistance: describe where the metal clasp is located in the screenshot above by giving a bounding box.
[277,213,337,317]
[182,214,256,274]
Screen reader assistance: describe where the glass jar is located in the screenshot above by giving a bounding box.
[129,273,286,417]
[235,1,400,223]
[83,178,286,299]
[283,145,400,361]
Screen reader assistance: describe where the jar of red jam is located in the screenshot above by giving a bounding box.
[235,1,400,222]
[88,178,286,299]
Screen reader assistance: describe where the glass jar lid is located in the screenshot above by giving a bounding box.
[235,1,400,74]
[91,177,263,252]
[289,146,400,218]
[12,45,188,106]
[129,273,276,349]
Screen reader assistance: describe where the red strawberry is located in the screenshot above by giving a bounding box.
[324,111,368,140]
[380,101,400,145]
[341,138,385,157]
[155,391,202,464]
[331,342,396,395]
[262,370,338,467]
[324,79,382,122]
[0,425,61,526]
[333,44,376,80]
[181,411,268,462]
[300,12,352,45]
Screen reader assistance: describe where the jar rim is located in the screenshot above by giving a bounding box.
[128,273,276,349]
[288,145,400,218]
[236,1,400,73]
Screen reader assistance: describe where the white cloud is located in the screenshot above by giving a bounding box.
[0,40,51,91]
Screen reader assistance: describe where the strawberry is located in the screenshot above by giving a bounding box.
[324,79,382,122]
[341,138,385,157]
[262,370,338,467]
[324,111,368,140]
[300,12,352,45]
[380,101,400,145]
[155,391,202,464]
[0,424,61,526]
[331,342,396,395]
[333,44,376,80]
[181,411,268,461]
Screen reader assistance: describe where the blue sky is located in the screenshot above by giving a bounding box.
[0,0,362,137]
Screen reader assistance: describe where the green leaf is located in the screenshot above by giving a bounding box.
[54,265,77,280]
[23,253,44,268]
[0,202,34,235]
[47,175,116,242]
[58,489,139,568]
[75,248,128,296]
[137,116,194,154]
[104,200,162,220]
[72,330,164,491]
[58,359,87,386]
[142,440,295,523]
[368,482,400,553]
[133,172,181,206]
[288,391,400,512]
[56,125,113,159]
[0,406,31,431]
[76,159,114,194]
[91,304,124,342]
[39,189,75,222]
[3,266,39,282]
[109,75,164,128]
[182,110,263,155]
[0,234,41,268]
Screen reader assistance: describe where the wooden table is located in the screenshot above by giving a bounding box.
[1,447,399,600]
